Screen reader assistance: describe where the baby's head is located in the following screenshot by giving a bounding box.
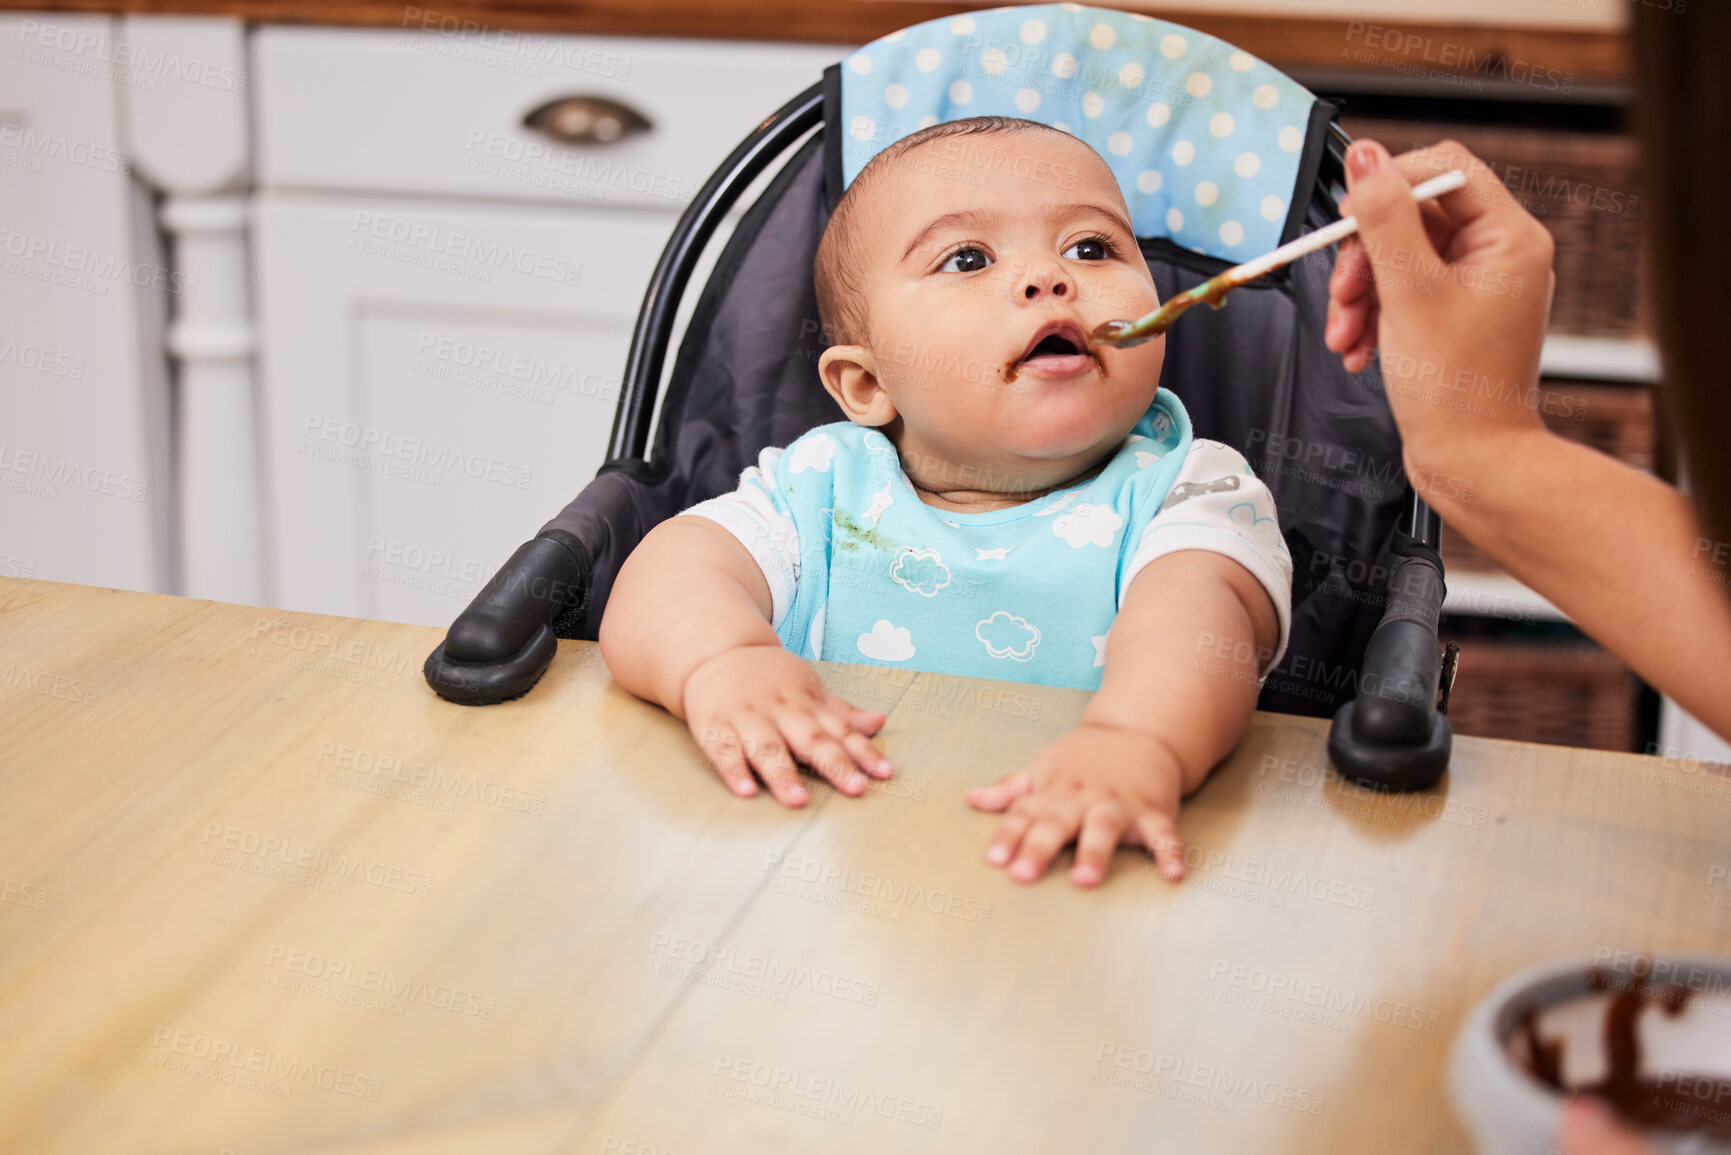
[813,117,1167,500]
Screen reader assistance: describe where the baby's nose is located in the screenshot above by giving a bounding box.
[1023,265,1071,300]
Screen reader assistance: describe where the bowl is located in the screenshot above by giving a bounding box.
[1448,953,1731,1155]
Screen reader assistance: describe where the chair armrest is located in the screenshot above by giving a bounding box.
[1327,538,1454,791]
[422,533,588,704]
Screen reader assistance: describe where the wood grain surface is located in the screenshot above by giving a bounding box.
[0,0,1630,85]
[0,577,1723,1154]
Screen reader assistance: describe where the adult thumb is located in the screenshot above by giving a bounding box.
[1342,139,1437,302]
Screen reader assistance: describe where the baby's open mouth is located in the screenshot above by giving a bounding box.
[1013,320,1098,379]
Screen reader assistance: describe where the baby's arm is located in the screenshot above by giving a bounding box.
[967,552,1277,885]
[598,516,892,806]
[1087,548,1278,800]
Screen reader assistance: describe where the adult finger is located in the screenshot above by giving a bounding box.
[1343,294,1380,373]
[733,713,808,807]
[1010,810,1081,883]
[777,709,867,796]
[1338,140,1443,316]
[1558,1097,1656,1155]
[1071,801,1130,888]
[812,706,894,779]
[696,722,758,798]
[966,767,1035,813]
[1330,235,1375,305]
[1386,139,1515,235]
[1327,240,1376,355]
[1134,812,1185,881]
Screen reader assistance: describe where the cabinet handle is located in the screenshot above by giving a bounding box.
[523,96,651,145]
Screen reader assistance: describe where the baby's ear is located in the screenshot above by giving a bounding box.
[818,345,897,427]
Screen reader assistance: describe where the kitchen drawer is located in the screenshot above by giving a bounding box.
[254,27,843,209]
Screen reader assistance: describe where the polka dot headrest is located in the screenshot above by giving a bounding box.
[840,3,1317,262]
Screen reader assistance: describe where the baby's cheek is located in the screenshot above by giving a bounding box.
[1075,266,1151,317]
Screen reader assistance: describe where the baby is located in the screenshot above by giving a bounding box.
[600,116,1291,887]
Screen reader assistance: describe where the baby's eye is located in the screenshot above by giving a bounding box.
[938,247,993,273]
[1063,237,1112,261]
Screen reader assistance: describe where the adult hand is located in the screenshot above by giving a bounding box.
[1558,1096,1659,1155]
[1325,138,1558,469]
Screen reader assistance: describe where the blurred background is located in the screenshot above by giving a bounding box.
[4,0,1720,764]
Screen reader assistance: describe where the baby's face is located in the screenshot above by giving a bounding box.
[851,130,1165,466]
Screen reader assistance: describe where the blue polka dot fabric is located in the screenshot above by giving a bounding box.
[839,4,1317,262]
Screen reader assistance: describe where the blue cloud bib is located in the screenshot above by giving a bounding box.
[765,389,1192,690]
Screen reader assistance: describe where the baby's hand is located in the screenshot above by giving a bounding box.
[681,643,894,807]
[966,723,1187,886]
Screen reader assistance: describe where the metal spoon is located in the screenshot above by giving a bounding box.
[1092,168,1469,348]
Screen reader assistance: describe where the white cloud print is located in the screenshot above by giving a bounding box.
[857,619,914,662]
[890,546,950,597]
[787,432,837,474]
[1053,502,1124,548]
[975,611,1039,662]
[1227,501,1283,550]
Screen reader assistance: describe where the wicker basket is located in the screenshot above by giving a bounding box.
[1439,381,1654,574]
[1338,118,1649,338]
[1442,640,1637,752]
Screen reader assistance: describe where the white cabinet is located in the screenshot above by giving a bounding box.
[2,16,840,620]
[0,13,172,593]
[252,194,657,624]
[249,28,841,625]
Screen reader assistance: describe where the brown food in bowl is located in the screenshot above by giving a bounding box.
[1507,966,1731,1139]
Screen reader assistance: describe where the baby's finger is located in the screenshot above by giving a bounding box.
[1009,811,1080,884]
[777,710,867,797]
[966,767,1034,813]
[812,707,894,779]
[697,723,758,798]
[735,714,808,807]
[843,731,893,779]
[1134,812,1185,881]
[828,694,888,734]
[1070,801,1130,888]
[983,807,1034,867]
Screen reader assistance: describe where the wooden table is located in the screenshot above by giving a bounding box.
[1,577,1725,1154]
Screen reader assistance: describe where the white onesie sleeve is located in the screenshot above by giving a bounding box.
[673,445,803,633]
[1120,438,1294,681]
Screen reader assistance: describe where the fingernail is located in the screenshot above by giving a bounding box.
[846,772,865,792]
[987,844,1010,865]
[878,758,893,773]
[1347,140,1387,181]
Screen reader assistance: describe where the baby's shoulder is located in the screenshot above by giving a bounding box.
[772,423,901,493]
